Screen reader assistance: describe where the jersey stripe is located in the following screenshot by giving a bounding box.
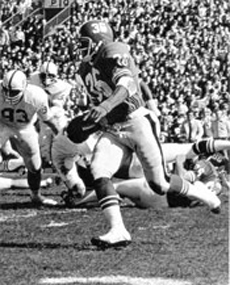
[8,70,18,90]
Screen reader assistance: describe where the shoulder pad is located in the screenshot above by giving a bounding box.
[29,72,42,88]
[46,80,72,97]
[101,42,130,59]
[25,84,48,103]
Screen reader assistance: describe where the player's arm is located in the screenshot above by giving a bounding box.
[37,92,61,135]
[1,139,21,159]
[84,75,137,123]
[139,80,160,117]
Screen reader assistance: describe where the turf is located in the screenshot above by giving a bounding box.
[0,178,228,285]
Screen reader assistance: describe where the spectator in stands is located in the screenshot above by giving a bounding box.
[10,25,25,48]
[0,21,10,55]
[175,96,188,116]
[0,0,229,153]
[211,108,230,140]
[200,107,214,139]
[181,110,204,142]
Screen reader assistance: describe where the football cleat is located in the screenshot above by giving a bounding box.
[211,206,221,214]
[61,185,86,208]
[31,193,58,206]
[91,237,131,249]
[91,228,131,249]
[61,190,76,208]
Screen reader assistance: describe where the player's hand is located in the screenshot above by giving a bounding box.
[83,106,107,123]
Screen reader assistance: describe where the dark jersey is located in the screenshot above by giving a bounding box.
[79,42,145,124]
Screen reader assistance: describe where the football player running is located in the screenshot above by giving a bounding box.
[69,19,221,248]
[0,69,61,205]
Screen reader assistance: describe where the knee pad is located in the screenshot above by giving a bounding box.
[28,169,42,191]
[192,139,215,155]
[93,177,119,210]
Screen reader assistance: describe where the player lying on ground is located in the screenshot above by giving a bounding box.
[0,175,53,190]
[0,139,25,173]
[61,152,225,209]
[51,112,228,209]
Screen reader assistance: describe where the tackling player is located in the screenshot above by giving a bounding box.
[70,20,221,248]
[0,69,61,205]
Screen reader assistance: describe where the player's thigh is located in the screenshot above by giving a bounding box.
[131,115,169,191]
[162,143,193,163]
[52,133,92,161]
[14,127,41,171]
[91,133,128,179]
[0,122,14,148]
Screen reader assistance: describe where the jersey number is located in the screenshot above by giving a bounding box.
[2,108,29,123]
[85,68,112,102]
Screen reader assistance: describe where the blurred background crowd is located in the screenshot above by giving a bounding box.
[0,0,230,144]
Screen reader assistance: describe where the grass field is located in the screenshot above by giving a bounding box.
[0,174,228,285]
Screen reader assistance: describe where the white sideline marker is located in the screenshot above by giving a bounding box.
[39,275,192,285]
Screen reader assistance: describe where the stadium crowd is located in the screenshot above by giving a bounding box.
[0,0,230,144]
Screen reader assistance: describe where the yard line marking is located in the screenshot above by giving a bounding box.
[39,275,192,285]
[0,211,37,222]
[0,208,87,224]
[40,221,72,228]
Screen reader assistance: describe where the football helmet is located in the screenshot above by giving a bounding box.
[78,20,114,62]
[2,70,27,104]
[193,159,206,178]
[39,61,58,87]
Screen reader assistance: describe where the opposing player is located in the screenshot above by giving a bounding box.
[0,175,52,190]
[70,19,220,248]
[0,139,26,173]
[29,61,73,165]
[53,114,228,208]
[29,61,73,108]
[166,154,224,208]
[0,69,61,205]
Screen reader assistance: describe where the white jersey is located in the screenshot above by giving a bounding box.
[0,83,52,129]
[29,72,72,107]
